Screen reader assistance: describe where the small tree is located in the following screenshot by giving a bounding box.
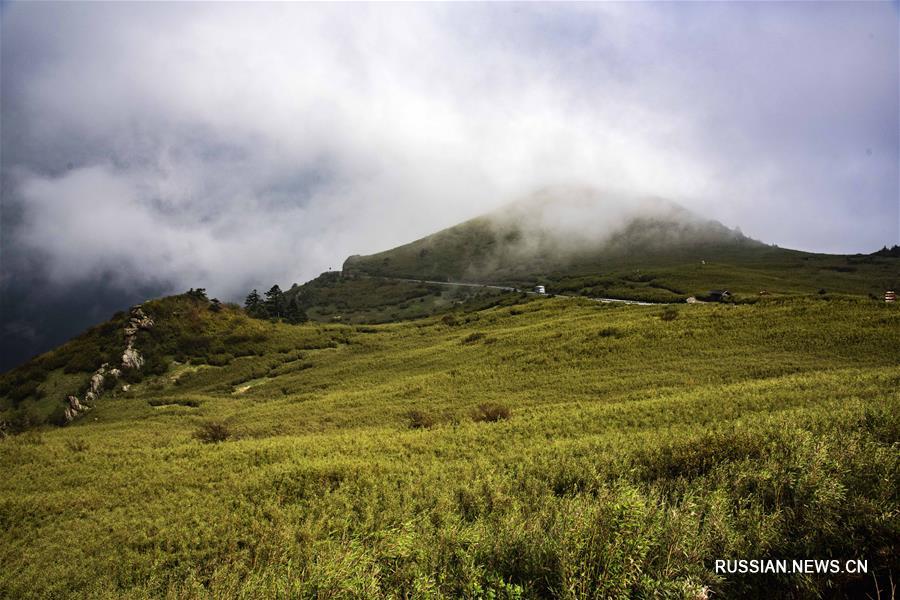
[264,285,285,319]
[284,297,308,324]
[187,288,208,301]
[245,289,263,317]
[194,421,231,443]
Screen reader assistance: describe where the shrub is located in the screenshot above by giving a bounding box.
[208,353,235,367]
[193,421,231,443]
[598,327,622,338]
[102,375,118,391]
[472,403,510,423]
[659,307,679,321]
[8,380,42,406]
[148,398,200,408]
[48,404,69,426]
[462,332,486,344]
[406,409,436,429]
[63,351,102,374]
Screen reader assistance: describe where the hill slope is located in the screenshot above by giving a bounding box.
[1,295,898,597]
[284,272,513,324]
[344,188,899,301]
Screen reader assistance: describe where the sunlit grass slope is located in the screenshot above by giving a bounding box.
[1,296,898,598]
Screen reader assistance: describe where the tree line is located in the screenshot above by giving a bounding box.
[244,285,308,324]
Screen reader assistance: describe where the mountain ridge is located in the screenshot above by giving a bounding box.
[342,188,897,301]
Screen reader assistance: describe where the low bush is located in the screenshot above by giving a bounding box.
[472,403,510,423]
[462,332,486,344]
[148,398,200,408]
[193,421,231,443]
[207,353,235,367]
[406,409,436,429]
[659,307,679,321]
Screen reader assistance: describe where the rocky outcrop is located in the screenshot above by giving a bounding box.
[121,306,154,370]
[121,348,144,370]
[62,304,154,424]
[64,394,87,422]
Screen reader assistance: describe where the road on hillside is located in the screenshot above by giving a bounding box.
[375,276,670,306]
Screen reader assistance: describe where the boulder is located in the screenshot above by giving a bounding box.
[122,347,144,370]
[63,395,89,423]
[90,372,105,394]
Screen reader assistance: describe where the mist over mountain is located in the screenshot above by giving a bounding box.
[344,187,760,283]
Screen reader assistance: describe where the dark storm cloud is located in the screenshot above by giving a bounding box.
[0,2,897,368]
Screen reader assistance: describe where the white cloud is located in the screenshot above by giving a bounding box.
[2,2,896,300]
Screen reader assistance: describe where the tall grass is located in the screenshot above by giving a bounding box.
[0,297,897,598]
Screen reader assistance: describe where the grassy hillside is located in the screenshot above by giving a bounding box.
[0,293,294,431]
[286,272,510,324]
[344,194,900,302]
[1,295,898,598]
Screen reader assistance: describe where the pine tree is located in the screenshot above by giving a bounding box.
[264,285,284,319]
[284,297,308,324]
[187,288,208,301]
[244,289,262,317]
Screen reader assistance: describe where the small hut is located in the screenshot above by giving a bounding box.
[886,290,896,303]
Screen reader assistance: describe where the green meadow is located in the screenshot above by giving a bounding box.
[1,294,898,598]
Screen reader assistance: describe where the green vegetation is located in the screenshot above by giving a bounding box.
[282,271,512,324]
[873,244,900,258]
[1,294,898,598]
[0,310,131,429]
[343,202,900,303]
[0,291,317,431]
[245,285,308,323]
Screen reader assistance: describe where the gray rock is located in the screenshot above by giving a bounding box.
[64,395,89,423]
[90,372,105,393]
[122,347,144,370]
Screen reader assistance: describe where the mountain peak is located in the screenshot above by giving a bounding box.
[344,187,754,282]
